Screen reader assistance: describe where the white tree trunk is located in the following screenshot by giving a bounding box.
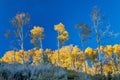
[20,26,24,64]
[57,32,60,66]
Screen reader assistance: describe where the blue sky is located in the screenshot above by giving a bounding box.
[0,0,120,57]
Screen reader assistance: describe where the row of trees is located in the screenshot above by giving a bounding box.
[1,7,119,78]
[4,12,69,66]
[1,44,120,75]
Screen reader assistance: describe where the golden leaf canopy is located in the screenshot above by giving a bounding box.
[113,44,120,55]
[104,45,113,55]
[54,22,65,33]
[30,26,44,39]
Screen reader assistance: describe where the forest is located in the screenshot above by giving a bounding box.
[0,7,120,80]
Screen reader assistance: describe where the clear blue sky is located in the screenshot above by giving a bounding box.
[0,0,120,57]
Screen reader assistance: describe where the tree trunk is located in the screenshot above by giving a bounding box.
[57,32,60,66]
[93,20,103,76]
[20,26,24,64]
[40,39,43,49]
[81,39,88,80]
[40,39,43,62]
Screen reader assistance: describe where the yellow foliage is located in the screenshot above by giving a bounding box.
[103,63,114,75]
[113,44,120,55]
[45,49,53,59]
[72,46,80,54]
[86,67,92,74]
[54,22,65,33]
[32,49,43,65]
[85,47,93,57]
[85,47,98,60]
[1,51,15,64]
[75,61,82,68]
[57,31,69,42]
[1,44,120,75]
[1,50,31,64]
[30,26,44,39]
[104,45,113,55]
[54,24,69,43]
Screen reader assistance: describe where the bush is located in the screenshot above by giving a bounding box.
[0,63,67,80]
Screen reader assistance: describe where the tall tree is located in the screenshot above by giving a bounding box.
[76,22,91,80]
[10,13,30,64]
[54,22,69,66]
[30,26,44,63]
[91,7,119,75]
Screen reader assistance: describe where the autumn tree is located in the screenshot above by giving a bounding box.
[30,26,44,63]
[91,7,118,75]
[30,26,44,49]
[54,22,69,66]
[1,50,31,64]
[76,22,91,80]
[9,13,30,64]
